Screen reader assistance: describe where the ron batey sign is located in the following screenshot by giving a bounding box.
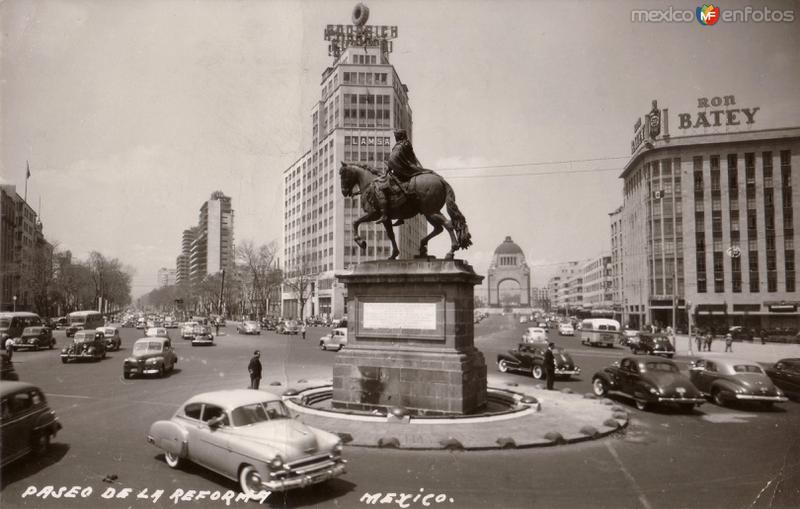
[678,95,759,130]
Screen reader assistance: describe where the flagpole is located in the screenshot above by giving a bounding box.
[24,160,30,203]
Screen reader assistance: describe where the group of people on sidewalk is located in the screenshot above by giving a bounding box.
[694,330,735,353]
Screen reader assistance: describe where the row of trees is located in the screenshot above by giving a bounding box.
[21,243,133,317]
[139,240,284,319]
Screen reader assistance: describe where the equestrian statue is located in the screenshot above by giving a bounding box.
[339,129,472,260]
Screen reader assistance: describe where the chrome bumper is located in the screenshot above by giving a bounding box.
[264,461,346,491]
[555,368,581,376]
[657,397,705,405]
[735,394,788,402]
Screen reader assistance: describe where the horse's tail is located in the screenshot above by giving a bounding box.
[444,181,472,250]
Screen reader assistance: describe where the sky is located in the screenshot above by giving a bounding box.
[1,0,799,299]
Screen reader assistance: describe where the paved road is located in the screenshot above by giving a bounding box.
[2,317,799,508]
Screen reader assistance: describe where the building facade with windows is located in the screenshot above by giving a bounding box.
[157,268,177,288]
[281,7,426,319]
[618,102,800,331]
[180,192,234,286]
[581,255,613,312]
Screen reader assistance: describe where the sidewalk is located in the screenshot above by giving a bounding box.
[673,334,800,363]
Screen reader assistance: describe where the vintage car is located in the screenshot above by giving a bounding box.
[13,326,56,351]
[631,333,675,358]
[237,321,261,335]
[497,343,581,380]
[764,358,800,401]
[191,326,214,346]
[96,326,122,351]
[146,389,346,494]
[163,317,179,329]
[621,329,640,346]
[1,381,62,467]
[320,327,348,351]
[276,320,300,335]
[689,357,789,408]
[60,330,107,363]
[522,327,548,344]
[136,319,146,330]
[558,323,575,336]
[145,327,169,338]
[123,337,177,378]
[592,356,705,412]
[181,322,198,339]
[1,352,19,381]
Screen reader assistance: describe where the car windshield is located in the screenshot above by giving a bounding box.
[733,364,764,374]
[230,400,291,426]
[100,328,114,335]
[73,335,94,343]
[23,327,42,334]
[133,342,163,354]
[644,361,679,373]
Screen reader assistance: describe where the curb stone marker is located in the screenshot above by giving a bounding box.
[378,437,400,448]
[496,437,516,449]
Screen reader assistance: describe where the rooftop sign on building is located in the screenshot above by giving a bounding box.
[324,3,398,58]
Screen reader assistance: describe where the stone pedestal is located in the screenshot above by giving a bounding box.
[332,258,487,415]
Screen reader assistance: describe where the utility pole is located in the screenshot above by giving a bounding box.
[217,269,226,317]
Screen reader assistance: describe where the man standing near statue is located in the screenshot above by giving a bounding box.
[374,129,431,224]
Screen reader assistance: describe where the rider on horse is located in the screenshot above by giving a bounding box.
[374,129,431,224]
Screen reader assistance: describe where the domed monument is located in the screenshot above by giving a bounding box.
[487,236,531,307]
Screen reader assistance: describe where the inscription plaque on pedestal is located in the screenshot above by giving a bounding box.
[362,302,437,330]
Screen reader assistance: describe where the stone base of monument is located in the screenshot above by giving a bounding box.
[332,258,487,415]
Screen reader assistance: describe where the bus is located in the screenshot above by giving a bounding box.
[66,311,104,337]
[578,318,621,348]
[0,312,43,342]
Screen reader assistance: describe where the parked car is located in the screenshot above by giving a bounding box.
[60,330,107,363]
[765,358,800,401]
[1,381,62,467]
[13,326,56,351]
[631,333,675,358]
[96,326,122,351]
[123,337,177,379]
[621,329,640,346]
[689,357,789,408]
[191,326,214,346]
[181,322,198,339]
[320,327,348,351]
[558,323,575,336]
[522,327,548,344]
[237,321,261,335]
[1,352,19,381]
[146,389,346,495]
[497,343,581,380]
[592,356,704,412]
[277,320,300,335]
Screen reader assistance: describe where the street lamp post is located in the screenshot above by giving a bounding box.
[12,295,17,312]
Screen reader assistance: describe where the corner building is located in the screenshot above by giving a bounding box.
[620,113,800,331]
[281,8,426,319]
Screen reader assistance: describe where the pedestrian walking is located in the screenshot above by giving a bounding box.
[215,320,220,336]
[705,332,713,352]
[544,342,556,391]
[301,322,307,340]
[760,328,768,345]
[725,333,734,353]
[248,350,262,390]
[695,332,703,353]
[4,336,14,360]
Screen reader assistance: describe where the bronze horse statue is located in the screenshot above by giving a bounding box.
[339,162,472,259]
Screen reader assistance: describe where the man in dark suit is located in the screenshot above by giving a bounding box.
[248,350,262,390]
[544,342,556,390]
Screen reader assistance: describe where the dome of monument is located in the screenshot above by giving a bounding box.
[493,236,524,256]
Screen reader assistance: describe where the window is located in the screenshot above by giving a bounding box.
[184,403,202,420]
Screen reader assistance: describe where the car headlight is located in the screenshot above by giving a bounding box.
[776,388,784,396]
[124,357,136,363]
[648,386,659,395]
[269,455,284,470]
[332,440,343,456]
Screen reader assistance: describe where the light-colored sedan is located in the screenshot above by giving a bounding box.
[237,321,261,335]
[147,390,346,495]
[181,322,198,339]
[522,327,548,344]
[145,327,169,338]
[96,326,122,351]
[558,323,575,336]
[320,327,347,351]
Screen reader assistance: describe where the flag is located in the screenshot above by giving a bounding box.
[26,161,31,179]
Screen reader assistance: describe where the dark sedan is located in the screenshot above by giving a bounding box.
[592,356,705,412]
[13,326,55,351]
[689,357,788,408]
[764,358,800,401]
[631,334,675,358]
[60,331,107,363]
[497,343,580,380]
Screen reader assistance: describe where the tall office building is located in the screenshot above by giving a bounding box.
[178,192,234,285]
[157,268,177,288]
[616,97,799,330]
[281,4,426,319]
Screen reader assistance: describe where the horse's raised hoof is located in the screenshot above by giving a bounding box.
[389,252,399,260]
[418,246,428,257]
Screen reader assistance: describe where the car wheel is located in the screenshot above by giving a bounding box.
[164,451,182,469]
[158,365,165,378]
[49,341,54,350]
[712,389,726,407]
[33,433,51,455]
[532,365,544,380]
[592,378,607,397]
[123,372,131,379]
[498,360,509,373]
[61,357,67,364]
[337,345,343,352]
[239,465,269,498]
[635,399,649,411]
[319,342,326,350]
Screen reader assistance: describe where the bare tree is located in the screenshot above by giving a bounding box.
[282,248,315,320]
[236,240,281,319]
